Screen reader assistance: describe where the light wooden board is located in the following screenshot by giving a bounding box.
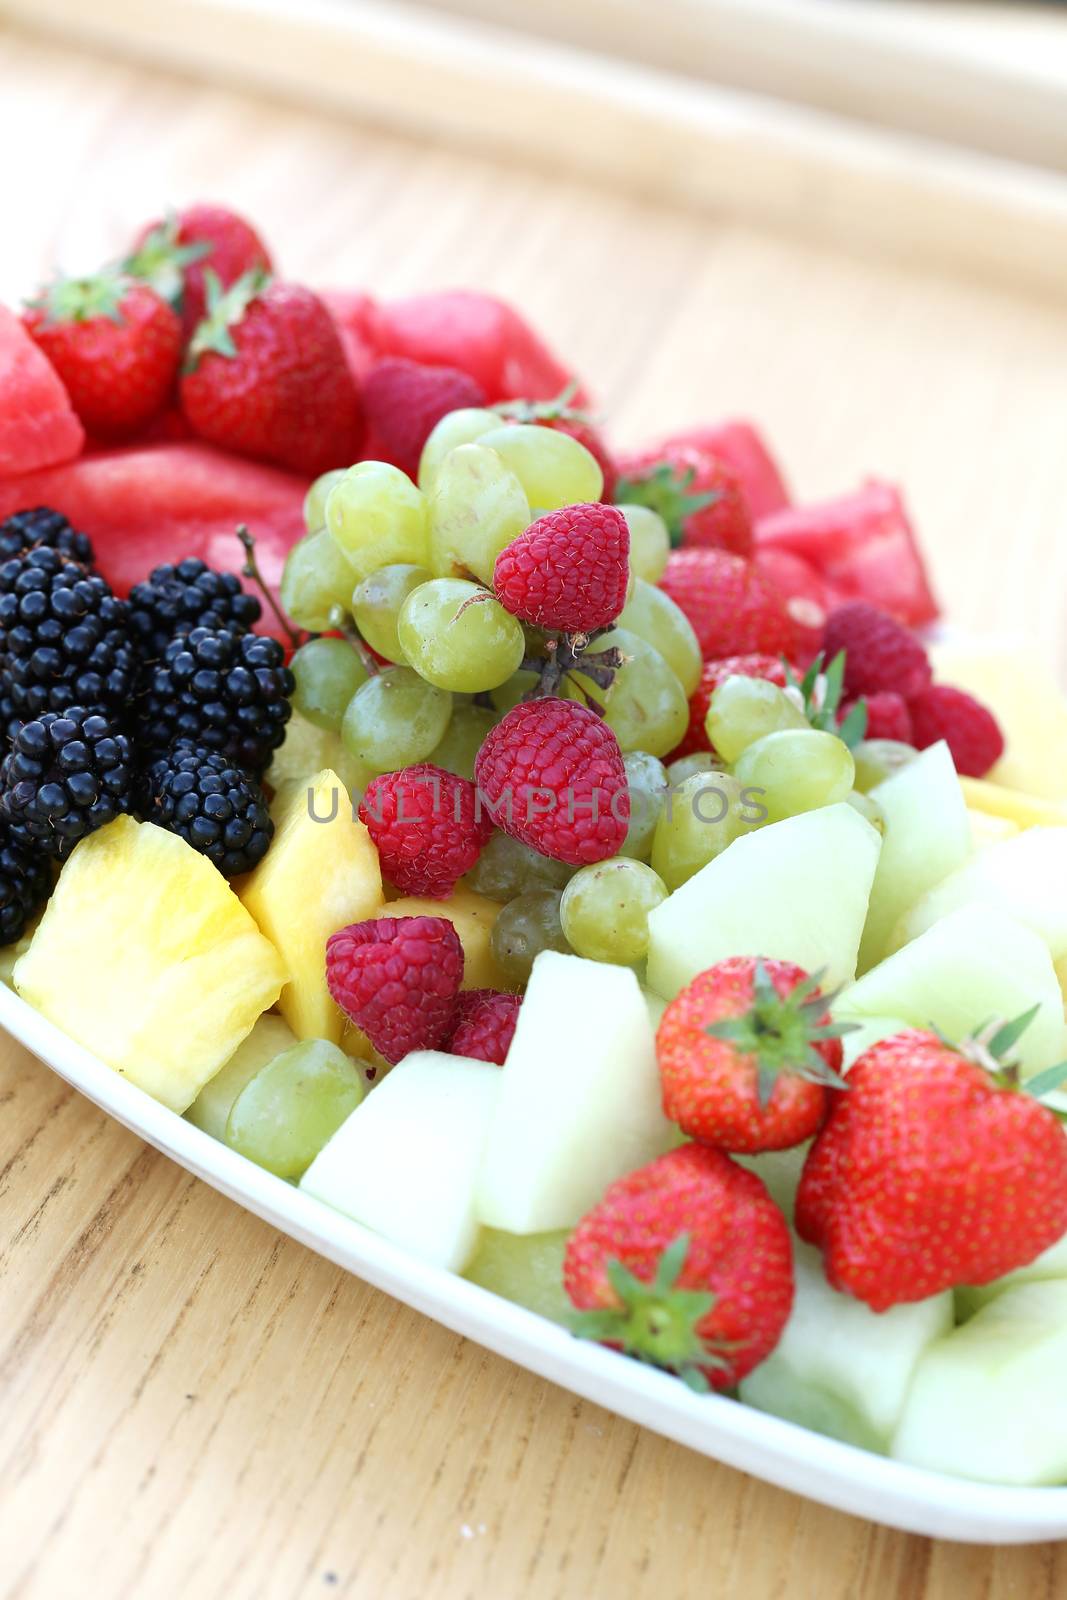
[3,20,1067,1599]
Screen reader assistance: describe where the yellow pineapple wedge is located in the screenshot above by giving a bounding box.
[13,816,285,1113]
[959,776,1067,831]
[240,769,383,1044]
[931,644,1067,801]
[267,710,371,803]
[382,885,512,990]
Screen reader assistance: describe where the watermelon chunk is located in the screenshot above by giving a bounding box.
[656,420,791,520]
[0,304,85,478]
[756,482,939,628]
[0,443,308,601]
[321,290,381,382]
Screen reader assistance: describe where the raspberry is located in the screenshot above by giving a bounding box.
[493,504,629,634]
[326,915,464,1064]
[908,684,1004,777]
[843,690,912,744]
[617,445,753,557]
[473,698,628,866]
[447,988,521,1065]
[359,763,492,898]
[670,653,790,761]
[659,550,794,660]
[823,601,932,701]
[362,356,487,478]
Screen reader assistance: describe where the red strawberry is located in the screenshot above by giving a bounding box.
[823,601,932,702]
[796,1027,1067,1311]
[496,391,617,500]
[180,270,364,476]
[565,1143,794,1390]
[326,915,464,1064]
[127,203,273,338]
[656,958,847,1152]
[842,690,912,744]
[23,271,182,441]
[655,421,791,521]
[659,550,795,660]
[358,763,493,899]
[670,653,790,761]
[494,504,629,633]
[473,698,628,866]
[909,684,1004,777]
[753,547,840,663]
[616,445,753,557]
[362,357,487,478]
[447,988,521,1064]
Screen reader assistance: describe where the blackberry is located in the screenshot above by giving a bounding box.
[0,548,136,720]
[0,821,50,944]
[141,743,273,877]
[0,707,134,860]
[128,558,262,661]
[138,626,294,776]
[0,507,95,568]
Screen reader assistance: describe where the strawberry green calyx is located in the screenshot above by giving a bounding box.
[953,1007,1067,1103]
[704,960,853,1107]
[570,1233,727,1392]
[122,213,212,309]
[184,266,271,371]
[614,461,720,547]
[493,382,584,425]
[26,269,131,327]
[785,650,868,748]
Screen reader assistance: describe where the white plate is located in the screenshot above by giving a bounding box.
[4,980,1067,1545]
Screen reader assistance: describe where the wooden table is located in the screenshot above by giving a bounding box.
[3,21,1067,1598]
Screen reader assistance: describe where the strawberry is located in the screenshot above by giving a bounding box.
[670,653,791,762]
[127,203,273,338]
[565,1143,794,1390]
[22,271,182,441]
[494,504,629,633]
[362,356,487,478]
[616,444,753,557]
[796,1024,1067,1311]
[495,390,617,500]
[180,270,364,476]
[656,958,848,1152]
[659,549,795,660]
[655,421,791,521]
[753,547,839,664]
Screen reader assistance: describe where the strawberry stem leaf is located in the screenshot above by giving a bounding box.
[614,462,720,548]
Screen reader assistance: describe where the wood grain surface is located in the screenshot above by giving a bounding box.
[2,22,1067,1599]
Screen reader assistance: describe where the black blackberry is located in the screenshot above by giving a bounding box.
[141,743,273,876]
[0,820,50,944]
[138,626,294,776]
[0,548,135,720]
[0,707,134,860]
[0,507,95,568]
[128,558,262,661]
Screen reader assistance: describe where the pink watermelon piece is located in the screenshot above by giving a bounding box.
[0,443,308,602]
[655,420,791,521]
[756,481,939,629]
[321,289,381,383]
[0,304,85,478]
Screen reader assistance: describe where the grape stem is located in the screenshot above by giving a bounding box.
[521,630,625,705]
[236,525,304,650]
[340,621,381,677]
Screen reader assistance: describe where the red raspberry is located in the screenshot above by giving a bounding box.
[473,697,628,865]
[447,988,522,1064]
[823,601,932,701]
[616,445,753,557]
[362,356,487,478]
[670,653,790,761]
[359,763,492,898]
[493,504,629,633]
[843,690,912,744]
[326,915,464,1064]
[908,684,1004,777]
[659,550,794,660]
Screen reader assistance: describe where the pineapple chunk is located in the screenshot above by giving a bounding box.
[13,817,285,1113]
[240,769,383,1044]
[959,776,1067,831]
[381,886,511,990]
[968,809,1019,850]
[267,710,371,801]
[931,644,1067,801]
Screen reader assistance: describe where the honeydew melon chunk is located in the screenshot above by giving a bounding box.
[741,1241,953,1453]
[955,1225,1067,1319]
[186,1014,297,1140]
[463,1227,571,1324]
[839,1015,911,1071]
[968,809,1019,850]
[959,774,1067,831]
[931,643,1067,802]
[645,803,880,1001]
[891,1281,1067,1484]
[734,1143,810,1223]
[477,951,674,1233]
[299,1051,500,1271]
[837,906,1067,1080]
[857,742,971,973]
[889,827,1067,960]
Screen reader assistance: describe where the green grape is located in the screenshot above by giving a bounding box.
[341,667,452,771]
[490,889,570,985]
[490,669,539,715]
[467,833,574,901]
[620,504,670,584]
[852,739,919,794]
[303,468,348,533]
[560,857,668,965]
[846,789,886,832]
[734,729,855,824]
[463,1227,571,1325]
[566,628,688,758]
[651,772,749,892]
[290,638,368,733]
[666,751,721,786]
[351,563,430,665]
[617,578,701,695]
[398,578,525,693]
[478,423,603,509]
[428,703,496,781]
[225,1040,365,1179]
[706,676,808,764]
[280,527,358,632]
[619,750,669,862]
[326,461,430,582]
[429,443,531,585]
[418,406,501,492]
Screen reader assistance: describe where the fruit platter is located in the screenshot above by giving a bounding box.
[4,203,1067,1544]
